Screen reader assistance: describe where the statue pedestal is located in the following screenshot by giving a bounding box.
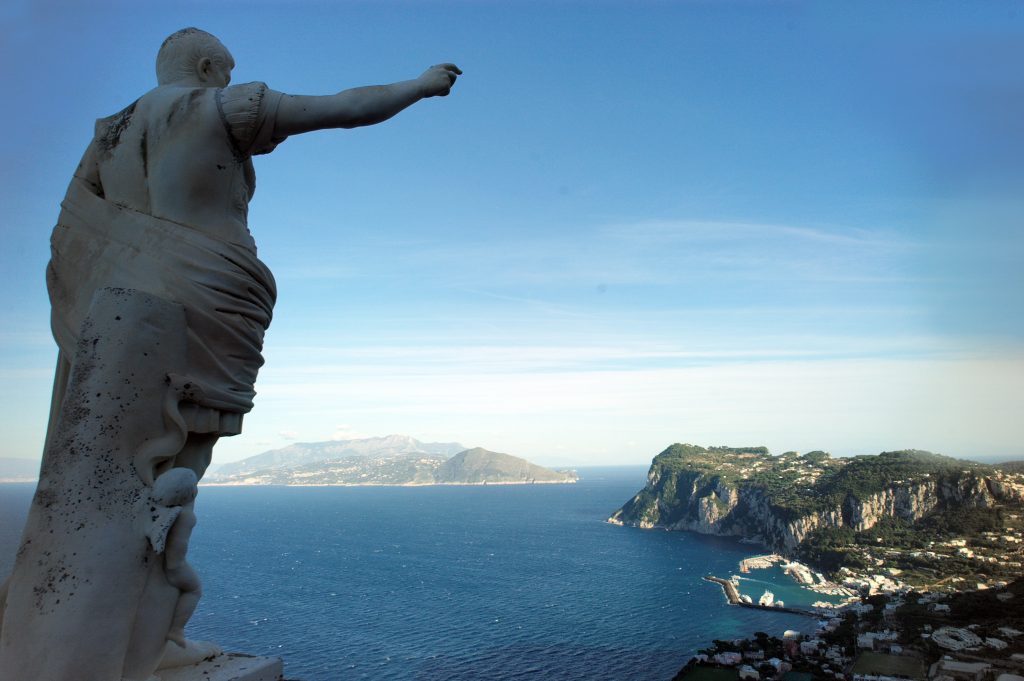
[157,653,283,681]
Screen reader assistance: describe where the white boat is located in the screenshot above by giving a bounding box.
[758,590,775,606]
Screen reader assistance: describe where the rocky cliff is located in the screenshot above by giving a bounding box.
[609,444,1024,553]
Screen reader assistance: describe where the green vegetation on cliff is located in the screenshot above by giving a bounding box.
[819,450,984,499]
[618,445,999,525]
[610,443,1024,581]
[797,505,1011,574]
[615,444,777,528]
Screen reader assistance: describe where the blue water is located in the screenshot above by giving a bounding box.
[735,564,847,608]
[0,468,811,680]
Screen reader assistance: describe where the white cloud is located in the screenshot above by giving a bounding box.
[260,333,955,379]
[360,217,921,289]
[330,424,365,441]
[239,353,1024,465]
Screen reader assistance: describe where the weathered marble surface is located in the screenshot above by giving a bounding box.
[0,27,458,681]
[0,289,192,680]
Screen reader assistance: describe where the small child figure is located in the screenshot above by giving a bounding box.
[148,467,201,648]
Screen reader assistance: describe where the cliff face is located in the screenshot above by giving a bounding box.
[609,445,1020,553]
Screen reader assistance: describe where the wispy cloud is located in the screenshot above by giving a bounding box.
[336,217,924,290]
[454,287,600,319]
[331,424,366,441]
[272,264,360,281]
[599,219,915,249]
[259,331,964,385]
[228,353,1024,465]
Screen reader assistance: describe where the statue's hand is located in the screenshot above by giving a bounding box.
[419,63,462,97]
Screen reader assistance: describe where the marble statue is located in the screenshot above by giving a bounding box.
[148,468,202,649]
[0,28,459,681]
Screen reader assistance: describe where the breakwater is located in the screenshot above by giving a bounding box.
[702,575,818,617]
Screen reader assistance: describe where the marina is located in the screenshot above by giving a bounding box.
[738,554,856,600]
[702,575,819,617]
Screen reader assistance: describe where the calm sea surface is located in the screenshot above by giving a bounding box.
[0,468,814,680]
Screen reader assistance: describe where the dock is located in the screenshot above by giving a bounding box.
[738,554,784,573]
[704,575,743,603]
[702,575,819,618]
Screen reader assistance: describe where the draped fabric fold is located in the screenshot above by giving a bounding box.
[47,176,277,417]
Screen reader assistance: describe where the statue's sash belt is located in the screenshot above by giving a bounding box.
[48,179,277,414]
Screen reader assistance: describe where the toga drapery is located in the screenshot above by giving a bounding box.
[46,82,281,437]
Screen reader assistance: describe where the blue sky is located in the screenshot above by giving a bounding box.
[1,1,1022,466]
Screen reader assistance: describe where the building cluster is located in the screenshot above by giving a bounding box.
[833,521,1024,593]
[675,580,1024,681]
[838,569,907,596]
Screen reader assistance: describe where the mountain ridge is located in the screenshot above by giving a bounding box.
[206,436,577,486]
[435,447,577,484]
[210,434,466,479]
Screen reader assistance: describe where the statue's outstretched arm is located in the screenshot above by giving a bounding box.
[274,63,461,137]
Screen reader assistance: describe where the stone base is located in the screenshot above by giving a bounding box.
[156,653,283,681]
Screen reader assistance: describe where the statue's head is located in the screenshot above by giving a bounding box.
[156,27,234,87]
[152,467,199,506]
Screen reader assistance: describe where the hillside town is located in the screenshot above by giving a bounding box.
[675,572,1024,681]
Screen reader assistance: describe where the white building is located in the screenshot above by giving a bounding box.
[930,659,990,681]
[857,633,876,650]
[800,639,823,655]
[931,627,982,651]
[737,664,759,680]
[713,652,742,666]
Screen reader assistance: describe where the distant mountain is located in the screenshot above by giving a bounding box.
[205,436,576,486]
[435,448,577,484]
[0,457,40,482]
[210,434,465,479]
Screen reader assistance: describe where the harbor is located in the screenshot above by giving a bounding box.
[703,575,820,617]
[737,554,857,600]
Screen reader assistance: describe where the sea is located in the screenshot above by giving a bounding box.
[0,467,822,681]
